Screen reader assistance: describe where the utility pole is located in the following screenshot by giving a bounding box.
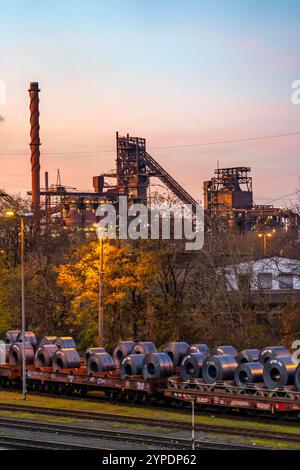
[191,399,195,450]
[20,215,26,400]
[5,210,32,400]
[98,230,104,347]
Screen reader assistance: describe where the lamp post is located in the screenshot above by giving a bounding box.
[94,224,105,347]
[257,229,275,257]
[191,399,195,450]
[5,210,32,400]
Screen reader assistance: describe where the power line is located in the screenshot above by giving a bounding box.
[256,173,299,181]
[0,130,300,156]
[263,191,299,204]
[150,131,300,150]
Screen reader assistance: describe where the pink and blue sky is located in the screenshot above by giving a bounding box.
[0,0,299,205]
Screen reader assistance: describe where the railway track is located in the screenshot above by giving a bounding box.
[0,434,108,450]
[0,415,258,450]
[0,403,298,447]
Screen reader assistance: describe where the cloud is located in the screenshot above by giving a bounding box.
[0,115,4,122]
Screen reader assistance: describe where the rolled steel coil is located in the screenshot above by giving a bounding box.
[163,342,189,366]
[236,349,260,364]
[187,343,209,356]
[294,363,300,391]
[202,354,238,384]
[38,336,57,348]
[210,345,238,358]
[34,344,59,368]
[52,348,80,371]
[16,331,37,351]
[85,347,105,362]
[0,343,11,363]
[4,330,20,344]
[180,352,206,380]
[132,342,157,355]
[142,352,173,379]
[234,362,264,387]
[258,345,290,364]
[87,352,114,374]
[113,341,135,367]
[9,342,35,366]
[120,354,145,378]
[263,356,297,389]
[55,336,76,349]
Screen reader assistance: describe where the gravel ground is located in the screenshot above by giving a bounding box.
[0,413,274,450]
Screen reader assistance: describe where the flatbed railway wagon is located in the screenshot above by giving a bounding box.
[0,363,167,403]
[2,363,300,417]
[165,376,300,416]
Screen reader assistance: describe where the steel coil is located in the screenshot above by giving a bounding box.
[234,362,264,387]
[263,356,297,389]
[113,341,135,367]
[236,349,260,364]
[34,344,59,368]
[120,354,145,378]
[55,336,76,349]
[4,330,20,344]
[294,363,300,391]
[142,352,173,379]
[87,352,115,374]
[0,343,11,363]
[202,355,238,384]
[187,344,209,356]
[163,342,189,366]
[16,331,37,351]
[210,345,238,358]
[9,342,35,366]
[132,342,157,355]
[85,347,106,362]
[38,336,57,348]
[180,352,206,380]
[258,345,290,364]
[52,348,80,371]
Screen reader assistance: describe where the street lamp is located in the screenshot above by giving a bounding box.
[93,223,105,347]
[5,210,33,400]
[257,229,275,257]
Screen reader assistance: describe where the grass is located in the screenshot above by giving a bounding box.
[0,390,299,437]
[0,409,76,424]
[250,439,300,449]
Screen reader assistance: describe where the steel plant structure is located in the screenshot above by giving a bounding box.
[204,166,299,233]
[0,82,298,235]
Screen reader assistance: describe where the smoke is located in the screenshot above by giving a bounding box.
[0,115,4,122]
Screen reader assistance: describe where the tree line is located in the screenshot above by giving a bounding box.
[0,196,299,352]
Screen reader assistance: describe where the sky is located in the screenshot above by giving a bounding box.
[0,0,299,205]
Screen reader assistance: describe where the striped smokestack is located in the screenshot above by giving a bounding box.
[28,82,41,226]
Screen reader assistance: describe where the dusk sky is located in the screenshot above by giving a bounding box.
[0,0,299,205]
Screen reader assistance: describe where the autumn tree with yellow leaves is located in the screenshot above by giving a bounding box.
[57,241,157,350]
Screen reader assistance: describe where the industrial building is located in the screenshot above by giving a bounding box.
[23,82,198,230]
[204,166,299,234]
[0,82,298,239]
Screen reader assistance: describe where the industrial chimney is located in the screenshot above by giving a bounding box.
[28,82,41,226]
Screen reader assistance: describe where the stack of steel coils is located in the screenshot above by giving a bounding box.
[142,353,173,379]
[121,354,145,378]
[35,344,59,368]
[52,348,81,372]
[163,342,189,366]
[113,341,135,367]
[87,351,114,374]
[202,354,238,383]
